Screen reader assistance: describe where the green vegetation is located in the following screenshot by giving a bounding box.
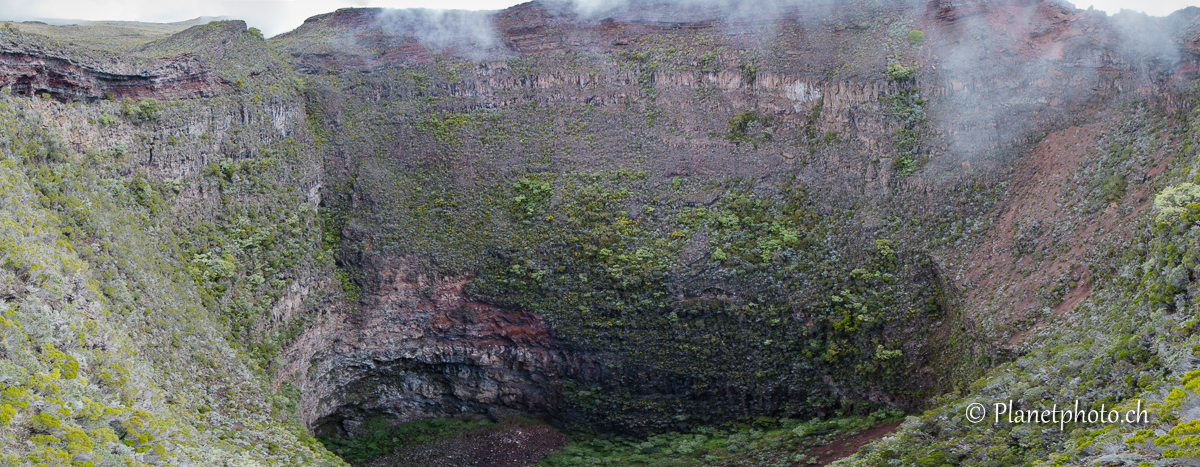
[119,97,160,124]
[1100,172,1127,203]
[542,412,904,466]
[319,416,496,463]
[455,171,946,433]
[302,44,989,442]
[836,100,1200,467]
[725,110,773,148]
[12,10,1196,467]
[1153,182,1200,223]
[880,88,927,176]
[697,51,720,73]
[6,19,193,51]
[137,19,283,86]
[739,62,757,86]
[885,62,916,81]
[188,143,325,353]
[907,30,925,47]
[0,92,343,466]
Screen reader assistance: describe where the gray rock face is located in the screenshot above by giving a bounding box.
[287,255,586,436]
[269,0,1200,436]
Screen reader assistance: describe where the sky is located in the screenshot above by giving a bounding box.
[0,0,1197,38]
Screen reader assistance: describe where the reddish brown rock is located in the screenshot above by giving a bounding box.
[284,255,594,437]
[0,30,225,101]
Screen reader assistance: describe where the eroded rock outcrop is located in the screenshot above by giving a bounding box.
[0,28,226,101]
[290,255,587,436]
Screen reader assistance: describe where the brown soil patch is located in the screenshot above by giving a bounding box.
[961,120,1104,342]
[363,420,566,467]
[808,420,903,466]
[954,108,1176,348]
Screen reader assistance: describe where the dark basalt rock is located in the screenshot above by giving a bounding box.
[270,0,1200,438]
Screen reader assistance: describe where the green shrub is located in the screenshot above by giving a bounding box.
[908,30,925,47]
[510,175,553,221]
[1153,182,1200,224]
[1101,173,1127,202]
[892,155,918,175]
[335,270,360,302]
[108,144,128,158]
[739,62,757,86]
[34,133,67,163]
[697,51,719,73]
[0,404,14,425]
[726,110,773,148]
[886,63,916,81]
[121,98,160,124]
[318,416,495,463]
[880,88,927,175]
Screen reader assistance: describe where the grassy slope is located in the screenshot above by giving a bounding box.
[4,17,228,52]
[0,97,344,466]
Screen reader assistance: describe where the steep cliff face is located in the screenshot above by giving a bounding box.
[0,43,221,101]
[273,0,1200,439]
[299,255,581,437]
[0,18,347,467]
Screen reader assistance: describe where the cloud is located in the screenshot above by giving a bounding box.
[1077,0,1200,17]
[0,0,515,37]
[921,0,1187,176]
[375,8,500,55]
[561,0,832,23]
[0,0,1195,40]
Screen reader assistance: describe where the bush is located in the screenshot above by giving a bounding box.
[739,62,757,86]
[726,110,773,148]
[1101,173,1127,202]
[35,133,67,163]
[697,51,719,73]
[121,98,160,124]
[886,63,916,81]
[893,155,918,175]
[108,144,128,158]
[1153,182,1200,224]
[908,30,925,47]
